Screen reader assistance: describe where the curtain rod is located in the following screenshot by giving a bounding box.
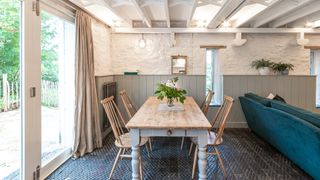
[61,0,110,28]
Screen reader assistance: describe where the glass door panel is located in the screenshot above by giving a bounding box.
[0,0,21,179]
[40,11,75,166]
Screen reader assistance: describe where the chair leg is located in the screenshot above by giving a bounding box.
[148,138,152,151]
[145,144,150,158]
[191,145,198,179]
[188,142,194,156]
[180,137,185,150]
[121,148,127,160]
[139,156,143,180]
[214,146,227,177]
[109,148,123,180]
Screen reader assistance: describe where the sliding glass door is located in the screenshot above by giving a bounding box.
[40,9,75,177]
[0,0,21,179]
[0,0,75,179]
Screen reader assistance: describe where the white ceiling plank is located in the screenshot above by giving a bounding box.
[164,0,170,28]
[131,0,152,27]
[141,0,162,8]
[113,27,320,34]
[186,0,198,27]
[169,0,192,7]
[232,0,281,28]
[270,0,320,28]
[207,0,245,29]
[249,0,313,28]
[89,0,132,27]
[289,11,320,28]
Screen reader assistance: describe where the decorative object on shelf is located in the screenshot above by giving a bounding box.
[171,55,187,75]
[154,77,187,107]
[250,59,273,75]
[272,62,294,75]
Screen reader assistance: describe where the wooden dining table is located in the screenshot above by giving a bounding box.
[126,96,212,180]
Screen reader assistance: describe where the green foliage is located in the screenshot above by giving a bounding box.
[0,0,21,82]
[41,12,59,82]
[251,59,273,69]
[272,62,294,72]
[154,77,187,104]
[0,1,59,82]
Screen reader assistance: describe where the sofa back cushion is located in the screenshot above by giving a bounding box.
[244,93,271,107]
[271,101,320,128]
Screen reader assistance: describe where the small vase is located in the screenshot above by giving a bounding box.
[167,99,174,107]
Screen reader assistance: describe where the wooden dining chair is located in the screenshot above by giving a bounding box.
[180,90,214,150]
[189,96,234,179]
[101,96,149,180]
[120,90,153,151]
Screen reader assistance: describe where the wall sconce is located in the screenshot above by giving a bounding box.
[139,34,146,48]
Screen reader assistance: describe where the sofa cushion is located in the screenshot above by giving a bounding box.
[271,100,320,128]
[244,93,271,107]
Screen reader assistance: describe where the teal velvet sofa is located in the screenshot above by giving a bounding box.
[239,93,320,180]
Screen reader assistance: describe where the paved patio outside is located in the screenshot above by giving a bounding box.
[0,107,63,179]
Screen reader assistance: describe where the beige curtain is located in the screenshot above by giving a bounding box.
[73,11,102,158]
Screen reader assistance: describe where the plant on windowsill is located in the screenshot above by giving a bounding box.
[154,77,187,107]
[272,62,294,75]
[251,59,273,75]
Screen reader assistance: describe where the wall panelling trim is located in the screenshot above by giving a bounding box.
[223,75,317,128]
[114,75,206,121]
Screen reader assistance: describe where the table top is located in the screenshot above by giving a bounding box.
[126,97,212,130]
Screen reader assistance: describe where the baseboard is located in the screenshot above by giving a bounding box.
[225,122,248,128]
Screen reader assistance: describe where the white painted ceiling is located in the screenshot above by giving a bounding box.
[69,0,320,29]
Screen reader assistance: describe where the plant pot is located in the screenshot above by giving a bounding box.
[258,67,271,75]
[280,70,289,75]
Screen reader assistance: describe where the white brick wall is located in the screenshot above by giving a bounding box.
[92,21,112,76]
[93,26,320,75]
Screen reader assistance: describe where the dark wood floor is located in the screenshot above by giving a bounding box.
[47,129,312,180]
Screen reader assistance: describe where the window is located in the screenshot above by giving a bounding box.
[206,49,222,105]
[311,50,320,107]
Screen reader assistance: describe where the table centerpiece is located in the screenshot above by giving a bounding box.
[154,77,187,107]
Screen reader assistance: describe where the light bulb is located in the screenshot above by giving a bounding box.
[139,38,146,48]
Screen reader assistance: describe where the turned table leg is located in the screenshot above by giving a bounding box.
[130,129,141,180]
[197,130,208,180]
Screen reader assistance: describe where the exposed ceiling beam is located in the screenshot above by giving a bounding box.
[249,0,313,28]
[207,0,245,29]
[270,0,320,28]
[186,0,198,27]
[131,0,152,27]
[289,11,320,28]
[113,27,320,34]
[232,0,281,28]
[164,0,170,28]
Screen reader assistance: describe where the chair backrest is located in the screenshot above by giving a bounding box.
[119,90,137,119]
[101,96,127,145]
[211,96,234,145]
[200,90,214,115]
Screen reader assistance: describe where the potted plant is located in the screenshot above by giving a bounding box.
[154,77,187,107]
[272,62,294,75]
[251,59,273,75]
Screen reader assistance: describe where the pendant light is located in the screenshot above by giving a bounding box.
[139,34,146,48]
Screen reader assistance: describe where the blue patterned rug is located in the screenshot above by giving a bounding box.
[47,129,311,180]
